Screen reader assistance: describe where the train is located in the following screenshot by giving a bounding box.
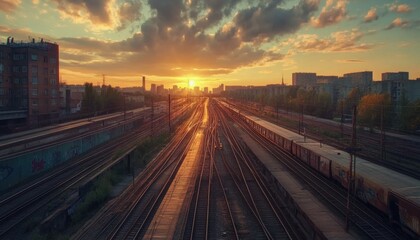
[222,101,420,238]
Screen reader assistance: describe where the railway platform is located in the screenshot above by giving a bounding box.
[238,128,358,240]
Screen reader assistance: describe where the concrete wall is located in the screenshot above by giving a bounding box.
[0,119,141,191]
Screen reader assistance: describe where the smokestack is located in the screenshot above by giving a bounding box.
[11,38,14,43]
[142,76,146,91]
[7,37,10,44]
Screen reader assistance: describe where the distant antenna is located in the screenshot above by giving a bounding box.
[282,74,284,85]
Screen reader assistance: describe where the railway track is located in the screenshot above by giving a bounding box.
[221,102,406,239]
[214,101,301,240]
[0,114,174,238]
[230,100,420,180]
[73,100,205,240]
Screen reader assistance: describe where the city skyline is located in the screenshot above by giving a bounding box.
[1,0,420,89]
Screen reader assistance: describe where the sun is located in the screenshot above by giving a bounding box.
[188,79,195,88]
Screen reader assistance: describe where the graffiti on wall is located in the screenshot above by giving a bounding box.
[0,166,13,181]
[32,158,46,172]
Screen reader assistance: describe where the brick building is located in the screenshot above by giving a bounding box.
[0,37,59,129]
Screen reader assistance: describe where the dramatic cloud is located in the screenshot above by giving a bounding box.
[364,7,378,23]
[117,0,142,31]
[389,3,411,13]
[285,29,374,52]
[234,0,320,42]
[0,0,21,13]
[311,0,348,28]
[50,0,142,31]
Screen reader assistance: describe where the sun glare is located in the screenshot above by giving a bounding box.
[188,79,196,88]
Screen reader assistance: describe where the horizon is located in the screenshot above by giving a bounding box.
[1,0,419,89]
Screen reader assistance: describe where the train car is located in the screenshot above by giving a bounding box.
[388,188,420,237]
[319,156,332,178]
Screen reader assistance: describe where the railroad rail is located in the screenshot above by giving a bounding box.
[229,100,420,180]
[214,101,300,240]
[73,100,205,240]
[220,101,405,239]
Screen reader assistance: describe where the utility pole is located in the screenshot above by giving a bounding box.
[168,94,171,132]
[341,101,344,138]
[345,105,361,232]
[380,106,385,161]
[151,96,154,137]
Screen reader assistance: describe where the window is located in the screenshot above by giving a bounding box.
[31,65,38,74]
[51,68,56,74]
[21,77,28,84]
[0,75,2,83]
[0,88,4,95]
[50,58,56,64]
[45,77,48,84]
[31,54,38,61]
[32,100,38,106]
[0,63,3,73]
[44,89,48,96]
[43,67,48,74]
[13,54,20,61]
[32,89,38,96]
[51,99,56,105]
[43,56,48,63]
[32,76,38,84]
[50,78,56,85]
[22,66,27,72]
[13,66,19,72]
[51,89,57,96]
[13,78,19,84]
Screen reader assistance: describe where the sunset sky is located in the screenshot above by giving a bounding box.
[1,0,419,89]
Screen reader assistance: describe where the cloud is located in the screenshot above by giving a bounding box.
[234,0,320,42]
[117,0,142,31]
[385,17,409,30]
[364,7,378,23]
[389,3,411,13]
[311,0,348,28]
[50,0,142,31]
[336,59,364,63]
[284,29,374,52]
[0,0,21,13]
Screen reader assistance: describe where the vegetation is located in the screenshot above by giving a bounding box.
[357,93,392,129]
[227,85,420,133]
[81,83,124,115]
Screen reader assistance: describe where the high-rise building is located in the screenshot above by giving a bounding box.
[203,87,208,95]
[0,37,59,127]
[151,84,157,94]
[142,76,146,91]
[157,85,164,95]
[292,72,317,86]
[382,72,409,81]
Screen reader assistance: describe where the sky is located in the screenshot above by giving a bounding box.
[0,0,419,89]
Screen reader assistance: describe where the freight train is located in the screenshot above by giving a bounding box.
[222,102,420,238]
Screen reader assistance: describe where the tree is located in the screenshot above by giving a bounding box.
[342,88,362,115]
[358,93,392,129]
[81,83,99,114]
[400,100,420,132]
